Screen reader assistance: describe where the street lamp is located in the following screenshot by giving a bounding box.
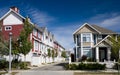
[9,32,12,73]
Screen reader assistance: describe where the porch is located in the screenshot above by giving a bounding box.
[93,47,111,62]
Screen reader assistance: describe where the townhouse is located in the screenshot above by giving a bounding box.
[0,6,65,66]
[73,23,118,62]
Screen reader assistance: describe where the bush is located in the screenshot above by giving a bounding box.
[64,64,78,70]
[81,55,87,61]
[19,62,29,69]
[0,60,8,69]
[12,59,21,69]
[64,63,106,70]
[113,63,120,70]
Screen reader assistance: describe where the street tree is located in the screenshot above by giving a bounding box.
[52,49,55,62]
[109,35,120,75]
[47,48,51,62]
[19,17,33,62]
[109,35,120,61]
[61,51,67,58]
[0,25,9,57]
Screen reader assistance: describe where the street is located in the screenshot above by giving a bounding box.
[30,62,66,71]
[16,62,74,75]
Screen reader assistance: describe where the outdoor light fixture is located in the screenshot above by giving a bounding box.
[9,32,12,73]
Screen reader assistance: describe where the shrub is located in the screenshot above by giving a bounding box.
[69,64,78,70]
[81,55,87,61]
[19,62,28,69]
[64,64,69,70]
[64,63,106,70]
[113,63,120,70]
[12,59,21,69]
[64,64,78,70]
[0,60,8,69]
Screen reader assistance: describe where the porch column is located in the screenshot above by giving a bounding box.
[75,35,78,61]
[96,47,99,62]
[107,47,111,61]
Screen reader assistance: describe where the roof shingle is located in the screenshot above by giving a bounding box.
[91,25,116,34]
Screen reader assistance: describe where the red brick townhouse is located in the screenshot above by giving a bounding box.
[0,6,65,66]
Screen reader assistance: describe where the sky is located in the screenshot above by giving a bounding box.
[0,0,120,51]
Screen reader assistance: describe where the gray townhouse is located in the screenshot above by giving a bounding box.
[73,23,118,62]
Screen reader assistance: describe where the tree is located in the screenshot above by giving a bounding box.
[109,35,120,75]
[0,24,9,57]
[11,40,21,61]
[19,17,33,62]
[47,48,51,57]
[47,48,51,62]
[109,35,120,61]
[55,49,58,57]
[61,51,67,58]
[52,49,55,62]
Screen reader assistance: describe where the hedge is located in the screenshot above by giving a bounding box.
[65,63,106,70]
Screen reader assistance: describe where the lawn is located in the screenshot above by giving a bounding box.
[0,72,18,75]
[74,72,118,75]
[0,72,6,75]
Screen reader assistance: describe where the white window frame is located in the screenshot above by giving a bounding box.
[82,33,91,42]
[38,32,41,38]
[34,40,38,50]
[83,47,91,57]
[33,29,37,36]
[98,35,102,40]
[5,26,12,31]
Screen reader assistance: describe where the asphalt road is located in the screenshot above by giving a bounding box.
[31,62,66,71]
[16,62,74,75]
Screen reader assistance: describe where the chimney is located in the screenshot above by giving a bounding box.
[10,6,19,13]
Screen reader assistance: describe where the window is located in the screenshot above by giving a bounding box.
[38,32,41,38]
[46,36,48,39]
[98,35,102,39]
[33,29,37,36]
[5,26,12,31]
[50,39,52,42]
[83,47,91,57]
[34,40,38,50]
[83,34,91,42]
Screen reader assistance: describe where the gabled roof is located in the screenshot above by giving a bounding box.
[93,35,111,47]
[0,8,25,20]
[73,23,117,35]
[91,25,116,34]
[34,25,43,33]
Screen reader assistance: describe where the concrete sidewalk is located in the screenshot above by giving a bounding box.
[16,71,74,75]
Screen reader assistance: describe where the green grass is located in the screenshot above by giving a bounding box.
[0,72,6,75]
[0,72,18,75]
[74,72,118,75]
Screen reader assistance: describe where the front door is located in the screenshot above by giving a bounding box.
[99,47,107,62]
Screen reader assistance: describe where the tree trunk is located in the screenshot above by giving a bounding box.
[24,55,26,69]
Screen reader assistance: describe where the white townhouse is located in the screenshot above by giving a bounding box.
[0,6,65,66]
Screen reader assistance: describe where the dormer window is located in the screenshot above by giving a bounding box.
[98,35,102,40]
[5,26,12,31]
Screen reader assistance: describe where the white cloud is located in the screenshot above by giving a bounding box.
[50,24,79,50]
[25,7,55,26]
[100,16,120,27]
[89,13,120,32]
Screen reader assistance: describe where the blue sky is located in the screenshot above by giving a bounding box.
[0,0,120,50]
